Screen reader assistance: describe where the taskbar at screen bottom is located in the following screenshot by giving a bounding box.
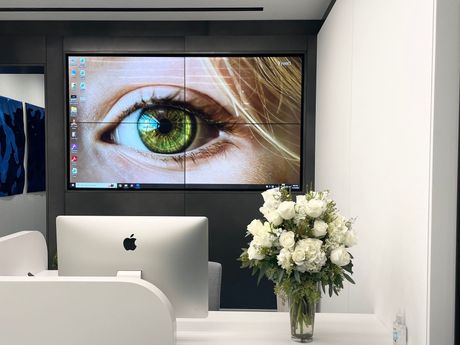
[68,182,302,191]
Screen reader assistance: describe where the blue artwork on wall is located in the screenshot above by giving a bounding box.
[25,103,46,193]
[0,96,25,197]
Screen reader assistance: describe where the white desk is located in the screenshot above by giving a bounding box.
[177,311,390,345]
[35,272,391,344]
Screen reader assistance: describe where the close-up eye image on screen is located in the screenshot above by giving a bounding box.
[66,55,304,191]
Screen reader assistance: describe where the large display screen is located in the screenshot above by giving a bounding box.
[66,55,304,191]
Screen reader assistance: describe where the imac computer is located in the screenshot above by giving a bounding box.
[56,215,208,318]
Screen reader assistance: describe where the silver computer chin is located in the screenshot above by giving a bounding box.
[56,216,208,318]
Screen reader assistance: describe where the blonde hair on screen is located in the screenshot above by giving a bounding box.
[204,56,302,168]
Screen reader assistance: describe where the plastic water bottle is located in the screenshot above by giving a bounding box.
[392,310,407,345]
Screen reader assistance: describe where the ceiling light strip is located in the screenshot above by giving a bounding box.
[0,7,264,13]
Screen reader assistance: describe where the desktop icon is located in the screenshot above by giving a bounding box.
[79,57,86,65]
[123,234,137,251]
[70,106,78,115]
[71,143,78,152]
[71,82,77,90]
[70,95,78,104]
[80,69,86,78]
[71,155,78,162]
[71,131,77,139]
[71,167,78,175]
[71,69,77,77]
[80,82,86,90]
[69,57,77,66]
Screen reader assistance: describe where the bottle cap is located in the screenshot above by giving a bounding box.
[396,309,405,324]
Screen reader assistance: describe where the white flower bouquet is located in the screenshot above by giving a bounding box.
[239,187,357,341]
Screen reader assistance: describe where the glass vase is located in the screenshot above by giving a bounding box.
[288,295,316,343]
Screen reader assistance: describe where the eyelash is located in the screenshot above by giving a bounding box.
[98,92,240,166]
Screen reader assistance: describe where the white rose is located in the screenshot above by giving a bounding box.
[344,230,357,247]
[247,219,264,236]
[265,210,283,226]
[277,248,293,270]
[330,246,351,266]
[279,231,296,249]
[312,220,328,237]
[261,188,282,210]
[261,221,272,234]
[252,232,274,248]
[247,244,265,260]
[294,239,307,251]
[259,206,270,217]
[292,248,306,266]
[262,188,281,202]
[305,199,327,218]
[277,201,296,220]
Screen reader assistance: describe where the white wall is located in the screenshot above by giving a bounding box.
[316,0,459,344]
[316,0,359,314]
[428,0,459,343]
[0,74,46,239]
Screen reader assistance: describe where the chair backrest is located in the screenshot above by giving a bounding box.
[0,231,47,276]
[208,261,222,311]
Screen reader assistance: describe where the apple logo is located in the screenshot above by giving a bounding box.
[123,234,137,251]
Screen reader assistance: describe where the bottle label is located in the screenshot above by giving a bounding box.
[393,330,400,343]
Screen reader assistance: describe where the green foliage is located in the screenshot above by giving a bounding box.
[280,187,292,202]
[52,252,58,270]
[240,248,355,301]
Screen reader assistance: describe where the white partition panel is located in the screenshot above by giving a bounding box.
[0,231,47,275]
[0,277,176,345]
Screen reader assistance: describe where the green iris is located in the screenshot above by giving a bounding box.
[137,106,195,154]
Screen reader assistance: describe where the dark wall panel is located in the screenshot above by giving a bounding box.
[63,36,185,52]
[1,20,318,309]
[185,35,308,52]
[0,36,46,64]
[185,192,276,309]
[0,21,320,37]
[206,20,322,36]
[65,191,185,217]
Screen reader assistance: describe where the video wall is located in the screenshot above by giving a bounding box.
[66,55,304,191]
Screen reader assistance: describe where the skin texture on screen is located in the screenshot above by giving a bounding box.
[68,56,302,186]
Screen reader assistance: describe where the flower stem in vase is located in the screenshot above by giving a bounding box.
[289,295,315,343]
